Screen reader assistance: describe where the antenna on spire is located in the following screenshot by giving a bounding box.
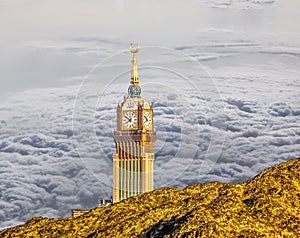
[130,43,139,84]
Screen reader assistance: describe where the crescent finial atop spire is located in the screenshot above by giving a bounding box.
[130,43,140,53]
[130,43,139,84]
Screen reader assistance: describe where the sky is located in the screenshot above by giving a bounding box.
[1,0,300,229]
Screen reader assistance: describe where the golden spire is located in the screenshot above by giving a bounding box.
[130,43,140,84]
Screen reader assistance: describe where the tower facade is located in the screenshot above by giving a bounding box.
[113,44,156,203]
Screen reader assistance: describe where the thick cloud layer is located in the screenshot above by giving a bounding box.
[1,0,300,229]
[1,33,300,228]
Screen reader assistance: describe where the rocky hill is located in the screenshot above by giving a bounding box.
[1,158,299,237]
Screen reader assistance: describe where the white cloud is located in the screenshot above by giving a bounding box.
[1,2,300,228]
[205,0,277,9]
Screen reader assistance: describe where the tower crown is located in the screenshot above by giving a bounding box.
[128,44,141,99]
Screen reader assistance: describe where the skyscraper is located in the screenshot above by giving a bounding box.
[113,44,156,203]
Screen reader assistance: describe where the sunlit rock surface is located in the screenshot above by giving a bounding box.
[1,158,299,237]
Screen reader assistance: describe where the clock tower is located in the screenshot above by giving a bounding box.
[113,44,156,203]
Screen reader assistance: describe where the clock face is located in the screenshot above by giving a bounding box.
[143,111,152,129]
[123,111,138,129]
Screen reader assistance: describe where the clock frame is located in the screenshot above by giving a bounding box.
[122,111,138,129]
[143,111,152,130]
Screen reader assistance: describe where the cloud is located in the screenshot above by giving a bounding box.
[205,0,277,9]
[1,17,300,229]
